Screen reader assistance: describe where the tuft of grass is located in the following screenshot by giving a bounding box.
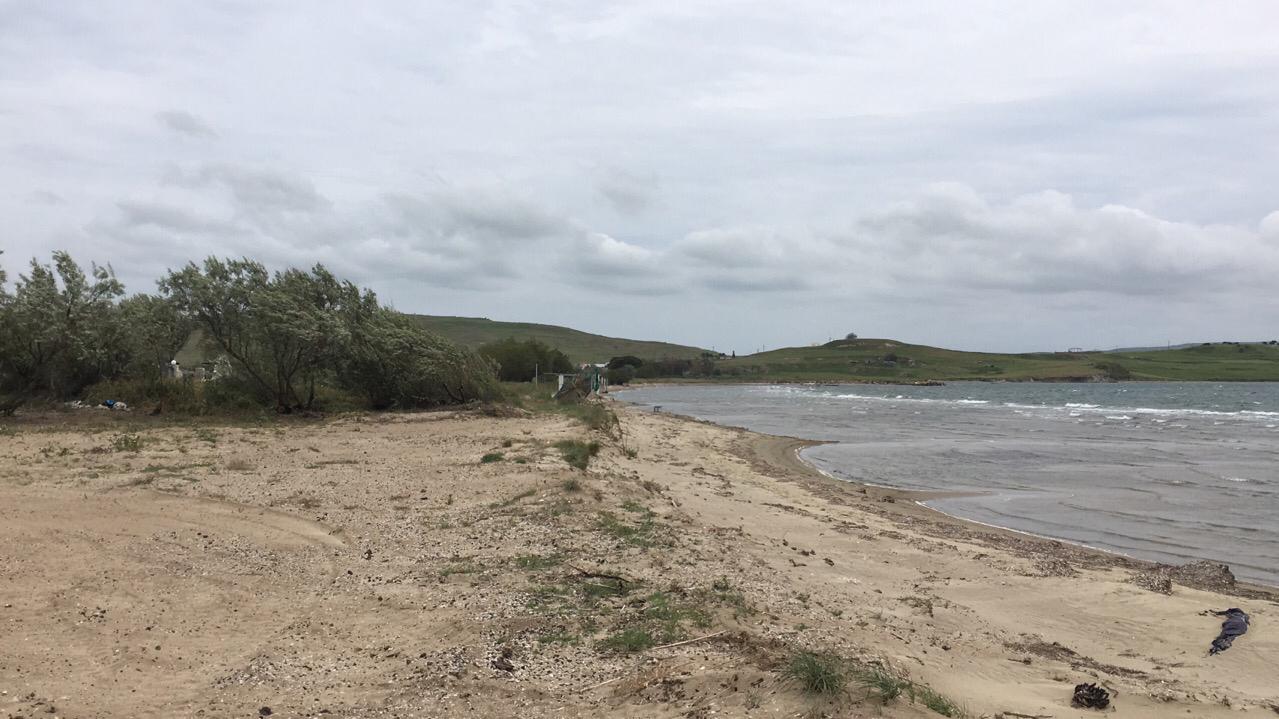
[852,664,907,702]
[111,433,144,452]
[598,627,656,653]
[561,476,582,492]
[480,452,505,464]
[911,685,966,717]
[623,448,638,459]
[782,651,847,696]
[554,439,600,470]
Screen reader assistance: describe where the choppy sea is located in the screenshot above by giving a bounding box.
[617,382,1279,585]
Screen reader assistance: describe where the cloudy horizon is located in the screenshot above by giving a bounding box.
[3,1,1278,354]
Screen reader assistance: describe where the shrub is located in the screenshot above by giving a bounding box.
[478,337,573,382]
[555,439,600,470]
[480,452,504,463]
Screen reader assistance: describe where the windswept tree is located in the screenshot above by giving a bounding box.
[0,251,125,413]
[161,257,498,411]
[118,293,195,382]
[160,258,363,411]
[339,309,498,408]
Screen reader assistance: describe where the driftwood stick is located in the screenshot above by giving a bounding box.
[584,675,625,691]
[650,630,727,651]
[568,564,630,585]
[998,713,1053,719]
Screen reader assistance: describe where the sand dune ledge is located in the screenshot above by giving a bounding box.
[1,403,1274,718]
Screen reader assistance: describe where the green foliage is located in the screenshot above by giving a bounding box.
[783,651,847,696]
[480,452,505,463]
[478,337,573,382]
[852,665,907,701]
[597,627,656,653]
[606,355,643,370]
[0,251,126,413]
[606,364,636,385]
[339,310,498,410]
[0,251,496,416]
[555,439,600,470]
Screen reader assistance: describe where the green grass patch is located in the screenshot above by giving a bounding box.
[554,439,600,470]
[480,452,505,463]
[596,511,659,547]
[597,627,656,653]
[783,651,847,696]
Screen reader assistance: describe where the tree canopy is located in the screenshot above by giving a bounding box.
[0,251,498,414]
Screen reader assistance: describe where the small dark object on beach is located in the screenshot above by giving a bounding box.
[259,707,273,717]
[1207,608,1250,655]
[491,646,515,672]
[1071,683,1110,709]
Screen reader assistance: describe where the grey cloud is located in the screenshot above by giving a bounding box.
[155,110,217,138]
[115,200,239,234]
[596,168,657,215]
[165,164,330,214]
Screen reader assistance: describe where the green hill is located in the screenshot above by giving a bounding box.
[712,339,1279,382]
[407,315,707,364]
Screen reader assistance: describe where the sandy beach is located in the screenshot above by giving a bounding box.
[1,402,1276,718]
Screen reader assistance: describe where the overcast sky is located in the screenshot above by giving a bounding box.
[3,1,1279,353]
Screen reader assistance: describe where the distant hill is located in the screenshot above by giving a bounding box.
[712,338,1279,382]
[407,315,708,364]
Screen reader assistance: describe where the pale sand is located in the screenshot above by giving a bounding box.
[0,403,1275,718]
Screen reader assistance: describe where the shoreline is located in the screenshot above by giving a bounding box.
[617,399,1279,598]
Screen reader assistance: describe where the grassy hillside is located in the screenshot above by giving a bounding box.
[407,315,707,364]
[710,339,1279,382]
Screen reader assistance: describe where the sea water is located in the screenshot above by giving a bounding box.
[616,382,1279,585]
